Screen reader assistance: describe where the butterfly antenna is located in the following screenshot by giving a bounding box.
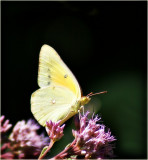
[87,91,107,97]
[87,92,93,97]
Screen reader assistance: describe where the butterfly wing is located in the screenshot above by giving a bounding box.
[31,85,79,126]
[38,44,81,96]
[31,45,81,126]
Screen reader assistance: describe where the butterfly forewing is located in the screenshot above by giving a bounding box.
[38,45,81,97]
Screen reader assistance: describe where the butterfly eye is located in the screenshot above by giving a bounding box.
[64,74,68,78]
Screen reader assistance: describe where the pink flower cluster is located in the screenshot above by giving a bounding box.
[72,112,116,159]
[0,116,48,159]
[49,112,116,159]
[0,112,116,159]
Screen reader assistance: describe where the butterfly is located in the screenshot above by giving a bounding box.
[31,45,106,126]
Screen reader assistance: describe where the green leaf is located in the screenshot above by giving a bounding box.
[39,146,48,158]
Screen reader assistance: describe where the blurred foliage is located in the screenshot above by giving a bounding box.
[92,71,146,158]
[2,1,146,159]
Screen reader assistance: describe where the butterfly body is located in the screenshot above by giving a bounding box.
[31,45,91,126]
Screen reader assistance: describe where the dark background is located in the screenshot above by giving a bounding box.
[2,1,147,159]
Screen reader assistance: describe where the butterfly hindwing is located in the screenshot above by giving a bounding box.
[31,85,78,126]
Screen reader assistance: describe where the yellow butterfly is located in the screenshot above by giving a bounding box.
[31,45,106,126]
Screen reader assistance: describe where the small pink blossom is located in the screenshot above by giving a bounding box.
[0,115,12,133]
[46,120,65,142]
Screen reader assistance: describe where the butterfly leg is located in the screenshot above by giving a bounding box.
[80,105,84,115]
[78,109,81,119]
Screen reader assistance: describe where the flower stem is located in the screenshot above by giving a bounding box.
[51,139,76,159]
[39,139,54,160]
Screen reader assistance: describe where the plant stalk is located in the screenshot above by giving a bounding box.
[38,139,54,160]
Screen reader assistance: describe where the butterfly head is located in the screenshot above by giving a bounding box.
[80,96,91,106]
[80,91,108,106]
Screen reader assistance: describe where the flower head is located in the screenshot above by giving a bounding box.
[7,119,49,159]
[46,120,65,142]
[72,112,116,159]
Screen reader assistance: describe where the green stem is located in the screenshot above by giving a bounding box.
[38,139,54,160]
[50,139,76,159]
